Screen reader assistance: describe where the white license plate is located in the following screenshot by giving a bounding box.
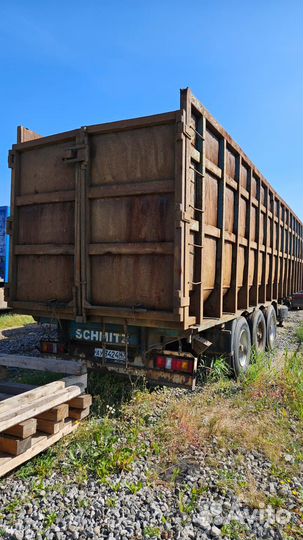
[94,348,126,363]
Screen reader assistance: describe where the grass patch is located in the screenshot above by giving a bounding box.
[296,325,303,343]
[0,313,35,331]
[16,349,303,510]
[13,370,63,386]
[88,371,146,416]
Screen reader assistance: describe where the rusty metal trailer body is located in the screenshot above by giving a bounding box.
[0,206,9,310]
[7,90,303,388]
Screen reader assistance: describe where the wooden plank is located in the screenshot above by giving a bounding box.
[36,403,69,422]
[0,420,77,477]
[0,385,81,433]
[68,407,90,420]
[36,418,64,435]
[0,434,32,456]
[0,380,66,414]
[4,419,37,439]
[68,394,92,409]
[0,354,85,375]
[88,242,174,256]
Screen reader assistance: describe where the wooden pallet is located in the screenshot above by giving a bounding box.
[0,354,91,477]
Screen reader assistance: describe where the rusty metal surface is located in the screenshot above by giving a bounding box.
[7,90,303,331]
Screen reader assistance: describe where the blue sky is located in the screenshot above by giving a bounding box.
[0,0,302,219]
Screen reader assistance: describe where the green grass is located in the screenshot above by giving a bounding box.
[296,326,303,343]
[13,348,303,533]
[0,313,35,331]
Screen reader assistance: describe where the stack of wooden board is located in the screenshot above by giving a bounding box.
[0,354,91,477]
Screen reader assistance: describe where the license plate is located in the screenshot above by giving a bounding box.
[94,348,126,364]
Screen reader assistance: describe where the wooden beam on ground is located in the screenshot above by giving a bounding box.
[4,419,37,439]
[0,420,77,477]
[36,403,69,422]
[68,407,90,420]
[0,354,86,375]
[0,385,82,433]
[36,419,64,435]
[0,434,32,456]
[0,381,66,414]
[68,394,92,409]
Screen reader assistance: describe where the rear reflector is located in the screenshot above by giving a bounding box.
[154,355,193,374]
[40,341,65,354]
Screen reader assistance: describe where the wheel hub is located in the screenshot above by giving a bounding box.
[238,328,249,368]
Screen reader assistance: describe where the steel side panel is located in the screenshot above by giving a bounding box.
[84,119,184,318]
[9,133,78,311]
[7,92,303,330]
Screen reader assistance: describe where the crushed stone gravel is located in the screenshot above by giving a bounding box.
[0,310,302,539]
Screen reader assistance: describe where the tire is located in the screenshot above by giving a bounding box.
[231,316,252,377]
[248,309,266,353]
[264,305,277,350]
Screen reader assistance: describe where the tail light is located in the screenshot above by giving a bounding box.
[154,355,194,374]
[40,341,65,354]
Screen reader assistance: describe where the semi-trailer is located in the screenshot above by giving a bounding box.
[6,90,303,388]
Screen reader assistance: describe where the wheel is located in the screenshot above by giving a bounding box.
[264,305,277,350]
[231,316,252,377]
[248,309,266,353]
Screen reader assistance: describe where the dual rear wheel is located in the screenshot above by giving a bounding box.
[231,305,277,377]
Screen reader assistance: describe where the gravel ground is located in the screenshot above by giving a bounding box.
[0,310,302,540]
[0,324,57,356]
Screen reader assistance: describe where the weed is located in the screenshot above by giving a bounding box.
[44,512,57,529]
[221,519,248,539]
[296,326,303,343]
[267,494,286,508]
[77,498,90,509]
[88,371,145,417]
[178,484,207,514]
[144,526,161,538]
[126,481,143,494]
[16,450,56,480]
[3,497,22,515]
[208,356,230,382]
[171,467,181,484]
[282,352,303,419]
[106,496,117,508]
[32,478,46,496]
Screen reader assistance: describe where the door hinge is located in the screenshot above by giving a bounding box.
[63,144,88,163]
